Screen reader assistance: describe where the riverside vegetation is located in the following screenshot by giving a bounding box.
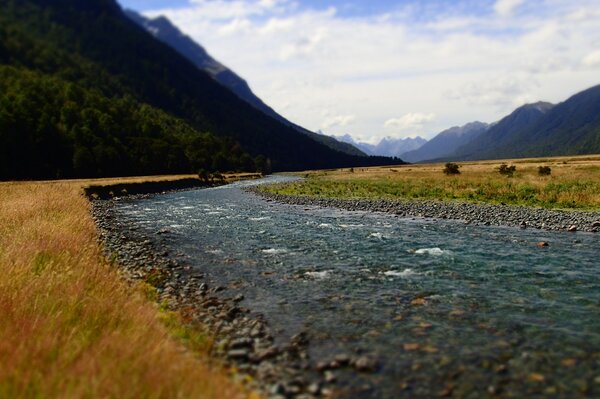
[264,155,600,211]
[0,176,256,399]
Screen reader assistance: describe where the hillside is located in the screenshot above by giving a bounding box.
[451,103,554,160]
[0,0,393,179]
[400,122,488,163]
[472,85,600,159]
[125,10,366,157]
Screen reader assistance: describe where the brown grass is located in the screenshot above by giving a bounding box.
[0,175,256,398]
[269,155,600,210]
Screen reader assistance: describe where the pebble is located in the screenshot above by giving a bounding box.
[324,371,336,383]
[227,349,250,360]
[353,356,379,372]
[248,189,600,233]
[91,197,328,398]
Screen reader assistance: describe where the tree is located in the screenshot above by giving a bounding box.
[498,163,516,177]
[538,166,552,176]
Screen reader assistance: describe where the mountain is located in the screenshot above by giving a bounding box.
[450,102,554,160]
[516,85,600,157]
[376,137,428,157]
[400,122,489,163]
[125,10,365,157]
[0,0,395,179]
[334,134,427,157]
[452,86,600,160]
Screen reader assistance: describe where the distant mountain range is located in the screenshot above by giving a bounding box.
[400,122,489,163]
[395,85,600,163]
[334,134,427,158]
[449,87,600,161]
[125,10,366,157]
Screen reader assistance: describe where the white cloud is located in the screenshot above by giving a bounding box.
[384,113,435,132]
[321,114,356,130]
[493,0,525,17]
[445,76,541,108]
[146,1,600,140]
[582,50,600,67]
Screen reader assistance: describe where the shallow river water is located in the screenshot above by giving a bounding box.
[114,176,599,398]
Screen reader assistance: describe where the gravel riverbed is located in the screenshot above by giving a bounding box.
[248,189,600,233]
[91,194,377,399]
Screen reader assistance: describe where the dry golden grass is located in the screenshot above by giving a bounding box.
[0,175,256,399]
[269,155,600,210]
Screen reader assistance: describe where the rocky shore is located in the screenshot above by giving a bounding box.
[248,189,600,233]
[91,194,377,399]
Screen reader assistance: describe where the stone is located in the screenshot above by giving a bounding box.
[316,361,330,372]
[291,331,309,347]
[334,354,351,365]
[255,346,280,361]
[229,337,253,349]
[353,356,379,372]
[307,382,321,395]
[233,294,245,302]
[269,383,286,396]
[227,349,250,360]
[568,225,577,232]
[324,370,336,383]
[592,221,600,228]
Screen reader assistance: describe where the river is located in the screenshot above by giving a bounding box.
[111,176,600,398]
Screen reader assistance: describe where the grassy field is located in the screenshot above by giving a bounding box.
[0,175,257,399]
[266,155,600,210]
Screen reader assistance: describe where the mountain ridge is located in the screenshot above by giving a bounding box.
[334,134,427,158]
[450,102,555,160]
[125,10,366,157]
[402,85,600,163]
[400,122,489,163]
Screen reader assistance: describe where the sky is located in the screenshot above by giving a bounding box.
[117,0,600,143]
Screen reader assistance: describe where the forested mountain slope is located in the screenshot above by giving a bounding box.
[0,0,393,179]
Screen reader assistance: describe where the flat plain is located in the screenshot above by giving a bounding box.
[265,155,600,211]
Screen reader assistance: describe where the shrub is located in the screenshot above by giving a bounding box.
[198,169,209,182]
[538,166,552,176]
[211,172,224,182]
[443,162,461,175]
[498,163,516,177]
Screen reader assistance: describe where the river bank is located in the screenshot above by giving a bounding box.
[0,177,250,398]
[250,189,600,233]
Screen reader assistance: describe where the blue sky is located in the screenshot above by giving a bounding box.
[117,0,600,143]
[120,0,497,19]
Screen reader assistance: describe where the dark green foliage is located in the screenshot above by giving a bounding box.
[0,66,256,179]
[538,166,552,176]
[498,164,517,177]
[0,0,398,180]
[443,163,461,175]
